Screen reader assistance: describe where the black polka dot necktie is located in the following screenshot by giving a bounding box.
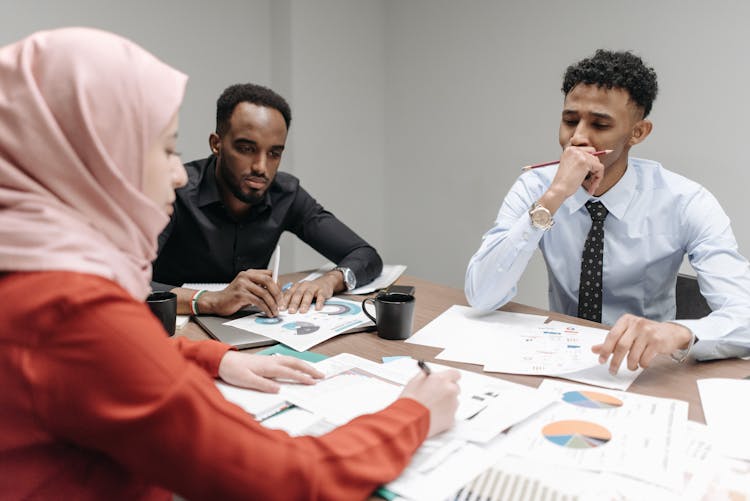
[577,201,609,323]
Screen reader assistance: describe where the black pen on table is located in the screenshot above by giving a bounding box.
[417,359,431,376]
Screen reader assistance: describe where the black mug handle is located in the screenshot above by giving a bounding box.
[362,297,377,323]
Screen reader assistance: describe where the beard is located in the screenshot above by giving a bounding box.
[217,155,267,205]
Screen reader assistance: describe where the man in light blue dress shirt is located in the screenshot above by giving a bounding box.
[465,50,750,374]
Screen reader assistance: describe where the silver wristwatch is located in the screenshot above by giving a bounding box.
[529,201,554,230]
[335,266,356,291]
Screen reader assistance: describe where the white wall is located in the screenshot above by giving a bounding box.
[3,1,750,310]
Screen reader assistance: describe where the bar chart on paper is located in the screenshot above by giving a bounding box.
[452,463,582,501]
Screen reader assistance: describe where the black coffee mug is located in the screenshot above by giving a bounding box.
[362,292,415,340]
[146,291,177,336]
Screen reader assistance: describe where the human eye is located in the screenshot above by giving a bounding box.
[269,149,283,159]
[236,143,256,154]
[592,123,611,130]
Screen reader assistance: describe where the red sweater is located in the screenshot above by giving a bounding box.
[0,272,429,500]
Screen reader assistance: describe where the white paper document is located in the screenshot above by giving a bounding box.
[175,314,190,329]
[450,421,729,501]
[697,377,750,461]
[481,323,605,375]
[215,381,288,420]
[524,320,642,390]
[387,441,495,501]
[350,264,407,294]
[225,297,373,351]
[181,282,228,291]
[260,407,335,437]
[280,359,404,425]
[302,263,407,295]
[501,380,688,490]
[430,314,641,390]
[407,304,547,349]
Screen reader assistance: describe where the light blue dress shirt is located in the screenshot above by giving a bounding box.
[465,157,750,360]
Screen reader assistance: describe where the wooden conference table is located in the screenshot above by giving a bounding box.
[178,274,750,424]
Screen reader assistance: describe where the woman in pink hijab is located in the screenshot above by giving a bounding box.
[0,28,459,501]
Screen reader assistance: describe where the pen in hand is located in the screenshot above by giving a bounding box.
[417,359,431,376]
[521,149,612,171]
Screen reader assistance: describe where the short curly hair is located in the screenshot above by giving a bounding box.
[562,50,658,118]
[216,83,292,135]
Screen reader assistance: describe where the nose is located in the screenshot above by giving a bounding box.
[251,153,267,176]
[570,123,590,147]
[173,162,188,189]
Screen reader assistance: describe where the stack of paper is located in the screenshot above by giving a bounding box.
[407,305,642,390]
[215,381,289,420]
[500,380,688,490]
[218,353,556,500]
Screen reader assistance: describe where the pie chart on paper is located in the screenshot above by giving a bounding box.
[561,390,623,409]
[542,420,612,449]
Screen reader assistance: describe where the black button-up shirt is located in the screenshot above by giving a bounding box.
[152,155,382,287]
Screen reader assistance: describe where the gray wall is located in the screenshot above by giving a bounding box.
[1,0,272,163]
[3,1,749,310]
[383,0,750,308]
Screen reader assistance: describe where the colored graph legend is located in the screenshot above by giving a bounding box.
[542,420,612,449]
[562,390,623,409]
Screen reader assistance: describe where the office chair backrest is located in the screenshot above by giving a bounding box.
[675,273,712,320]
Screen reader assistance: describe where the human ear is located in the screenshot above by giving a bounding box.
[628,119,653,146]
[209,133,221,155]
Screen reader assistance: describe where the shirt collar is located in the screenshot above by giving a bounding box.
[564,159,636,221]
[196,156,222,208]
[196,155,273,214]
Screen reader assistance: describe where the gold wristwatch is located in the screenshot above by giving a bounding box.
[529,201,554,230]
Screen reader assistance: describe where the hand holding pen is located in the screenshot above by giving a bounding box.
[521,149,612,171]
[400,360,461,437]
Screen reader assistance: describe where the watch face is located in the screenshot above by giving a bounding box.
[337,267,356,290]
[345,268,356,289]
[530,204,553,229]
[532,210,551,226]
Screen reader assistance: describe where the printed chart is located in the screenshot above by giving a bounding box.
[226,297,372,351]
[482,325,602,376]
[542,420,612,449]
[561,390,623,409]
[502,380,687,490]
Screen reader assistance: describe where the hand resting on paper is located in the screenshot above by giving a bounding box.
[218,352,325,393]
[281,270,343,314]
[591,314,694,375]
[399,368,461,438]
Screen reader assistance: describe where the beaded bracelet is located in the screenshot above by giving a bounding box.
[190,289,208,316]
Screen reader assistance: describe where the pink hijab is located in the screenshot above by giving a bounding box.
[0,28,187,299]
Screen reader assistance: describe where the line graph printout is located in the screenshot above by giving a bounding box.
[502,380,688,490]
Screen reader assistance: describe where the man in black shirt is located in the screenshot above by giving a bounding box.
[153,83,382,317]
